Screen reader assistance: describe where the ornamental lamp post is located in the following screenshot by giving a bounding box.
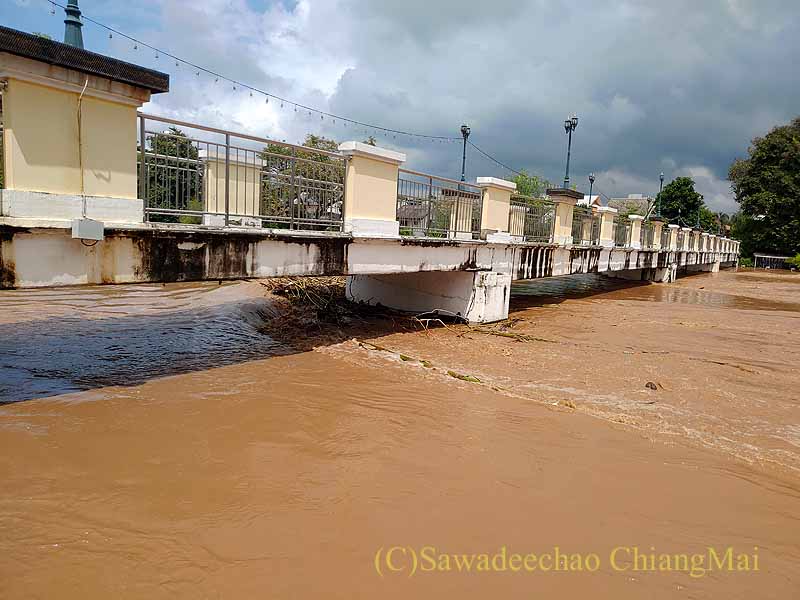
[460,124,471,183]
[656,172,664,217]
[563,114,578,189]
[588,172,595,203]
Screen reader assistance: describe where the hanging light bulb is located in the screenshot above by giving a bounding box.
[109,33,113,39]
[265,97,269,104]
[134,44,138,50]
[155,52,159,59]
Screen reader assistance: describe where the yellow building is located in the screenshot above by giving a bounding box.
[0,25,168,221]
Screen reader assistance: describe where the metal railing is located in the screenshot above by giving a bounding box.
[396,169,482,239]
[613,216,630,247]
[660,226,670,249]
[640,221,655,249]
[571,205,600,245]
[508,195,555,243]
[137,113,345,231]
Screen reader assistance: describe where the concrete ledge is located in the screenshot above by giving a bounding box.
[476,177,516,191]
[344,218,400,238]
[0,189,144,224]
[338,141,406,165]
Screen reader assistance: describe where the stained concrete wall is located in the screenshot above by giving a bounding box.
[0,224,737,290]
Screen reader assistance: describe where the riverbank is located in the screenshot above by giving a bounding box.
[0,270,798,598]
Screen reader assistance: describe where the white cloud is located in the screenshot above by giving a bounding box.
[79,0,798,204]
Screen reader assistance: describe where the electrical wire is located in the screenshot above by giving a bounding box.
[43,0,462,142]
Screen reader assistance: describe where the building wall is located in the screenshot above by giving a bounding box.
[3,78,138,199]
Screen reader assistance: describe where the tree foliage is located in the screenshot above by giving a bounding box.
[656,176,704,226]
[512,169,550,198]
[728,117,800,257]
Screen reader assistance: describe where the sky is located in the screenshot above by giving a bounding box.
[5,0,799,212]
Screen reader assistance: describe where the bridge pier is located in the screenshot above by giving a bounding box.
[345,271,512,323]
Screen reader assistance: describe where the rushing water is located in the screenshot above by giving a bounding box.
[1,274,799,598]
[0,283,285,403]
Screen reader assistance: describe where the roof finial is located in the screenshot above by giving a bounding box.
[64,0,84,49]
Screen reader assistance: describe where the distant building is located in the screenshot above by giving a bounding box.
[608,194,653,216]
[579,194,602,208]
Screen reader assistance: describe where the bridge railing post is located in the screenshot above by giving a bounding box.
[597,206,617,248]
[680,227,692,251]
[667,224,680,250]
[546,188,583,245]
[338,141,406,238]
[476,177,516,242]
[651,218,664,250]
[628,214,644,249]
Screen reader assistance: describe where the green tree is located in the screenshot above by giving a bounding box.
[363,136,377,146]
[728,116,800,257]
[656,176,704,226]
[512,169,550,198]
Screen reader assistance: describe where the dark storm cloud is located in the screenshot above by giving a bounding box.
[325,0,800,210]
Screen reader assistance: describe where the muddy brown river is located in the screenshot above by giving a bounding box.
[1,270,798,598]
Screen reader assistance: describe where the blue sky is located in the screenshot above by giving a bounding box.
[5,0,799,212]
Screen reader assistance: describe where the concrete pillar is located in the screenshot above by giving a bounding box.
[547,188,583,245]
[477,177,517,242]
[201,149,262,226]
[667,224,679,250]
[692,229,702,252]
[700,232,709,252]
[628,214,644,249]
[597,206,617,248]
[651,218,664,250]
[680,227,692,250]
[346,270,512,323]
[338,141,406,238]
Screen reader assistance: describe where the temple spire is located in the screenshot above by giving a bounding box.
[63,0,84,49]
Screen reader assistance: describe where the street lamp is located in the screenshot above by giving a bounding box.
[563,115,578,189]
[460,124,471,183]
[588,172,595,203]
[656,172,664,217]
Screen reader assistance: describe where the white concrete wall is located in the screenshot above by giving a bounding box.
[346,271,511,323]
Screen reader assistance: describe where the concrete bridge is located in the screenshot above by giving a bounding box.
[0,27,740,322]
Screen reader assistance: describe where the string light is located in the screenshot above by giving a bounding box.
[38,0,524,160]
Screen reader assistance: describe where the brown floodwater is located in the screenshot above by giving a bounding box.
[1,272,799,598]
